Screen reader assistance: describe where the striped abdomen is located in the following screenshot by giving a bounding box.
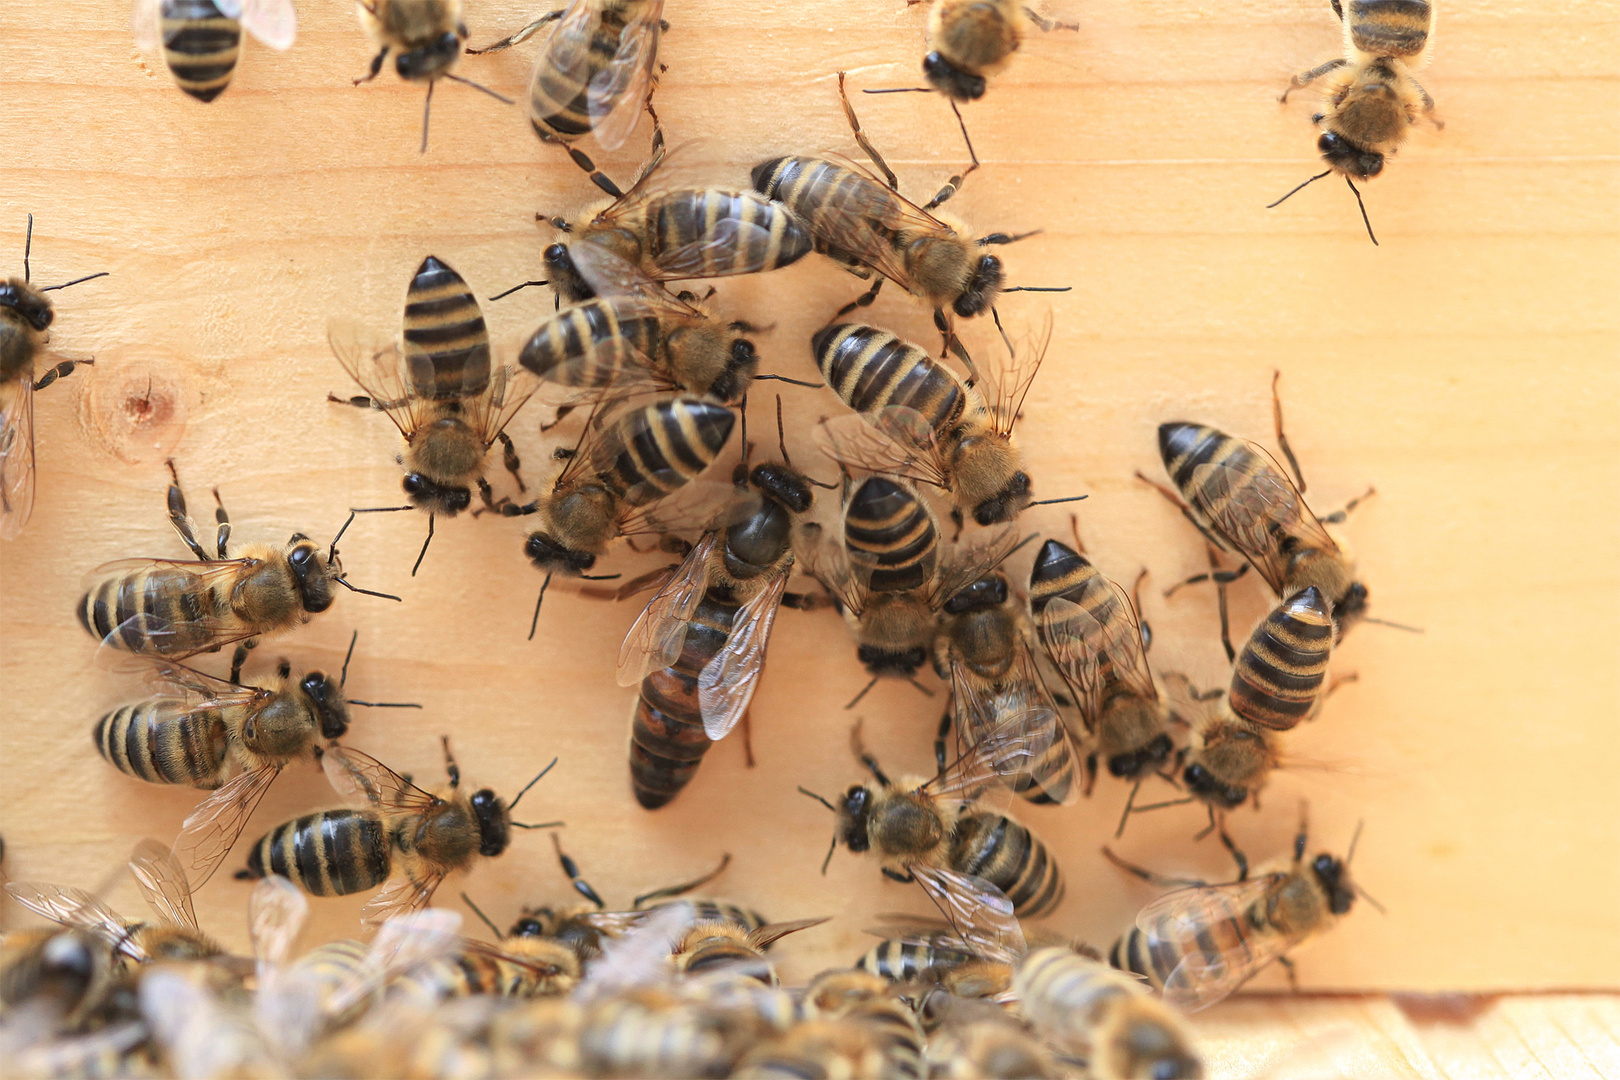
[519,299,664,387]
[93,699,229,787]
[402,255,491,401]
[974,685,1075,806]
[1229,586,1333,731]
[591,397,735,508]
[949,812,1064,918]
[244,810,392,897]
[813,324,967,434]
[749,156,899,270]
[646,899,766,933]
[1348,0,1432,58]
[396,953,539,1002]
[1028,538,1116,639]
[1158,421,1298,549]
[632,189,812,276]
[78,567,228,655]
[1108,879,1284,996]
[528,2,652,141]
[843,476,939,594]
[850,1000,926,1079]
[628,591,738,809]
[161,0,241,103]
[678,932,775,984]
[1016,947,1199,1072]
[858,938,973,983]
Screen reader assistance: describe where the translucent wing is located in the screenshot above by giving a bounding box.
[813,407,949,490]
[238,0,296,49]
[327,316,428,439]
[616,530,717,687]
[792,521,868,617]
[585,0,663,151]
[128,838,201,933]
[248,876,308,977]
[935,526,1026,603]
[576,909,654,936]
[927,709,1060,800]
[0,377,37,540]
[1040,585,1158,717]
[3,883,134,957]
[576,900,692,1002]
[1187,451,1337,596]
[12,1022,147,1079]
[618,478,739,540]
[913,865,1026,962]
[140,967,275,1080]
[173,764,284,890]
[697,565,788,741]
[984,310,1052,438]
[326,908,463,1017]
[533,0,605,104]
[745,916,829,950]
[131,0,162,52]
[320,743,440,813]
[789,156,945,291]
[464,355,542,448]
[569,241,705,319]
[1133,873,1296,1012]
[647,212,793,282]
[948,642,1078,806]
[361,873,445,928]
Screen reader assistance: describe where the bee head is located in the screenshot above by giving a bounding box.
[943,573,1008,615]
[0,278,52,330]
[750,463,813,515]
[469,788,510,857]
[509,913,549,938]
[953,254,1004,318]
[1317,131,1384,180]
[971,470,1031,525]
[1108,733,1174,779]
[708,337,759,404]
[837,785,873,853]
[856,644,930,677]
[299,671,350,740]
[1334,581,1369,632]
[922,51,987,102]
[543,243,593,302]
[525,531,597,575]
[1311,853,1357,916]
[1117,1018,1204,1080]
[402,472,473,516]
[396,30,463,81]
[286,538,336,613]
[1182,762,1248,809]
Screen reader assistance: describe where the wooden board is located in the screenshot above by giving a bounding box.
[1,0,1618,1010]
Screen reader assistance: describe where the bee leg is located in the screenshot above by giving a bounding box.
[836,72,900,191]
[780,591,823,611]
[1280,58,1349,103]
[550,833,607,909]
[1409,76,1443,128]
[949,507,964,543]
[212,487,230,558]
[1330,0,1344,22]
[440,735,460,789]
[1270,371,1308,493]
[741,709,757,768]
[1022,7,1079,32]
[1320,485,1376,525]
[1217,826,1250,882]
[1101,846,1208,890]
[542,133,625,199]
[164,459,212,562]
[464,9,564,55]
[30,357,92,392]
[1277,954,1301,992]
[881,868,916,884]
[1132,569,1152,652]
[230,640,259,684]
[921,100,979,212]
[832,277,885,321]
[934,709,954,775]
[355,45,389,85]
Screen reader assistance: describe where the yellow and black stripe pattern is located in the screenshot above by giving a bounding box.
[949,811,1064,918]
[243,809,393,897]
[519,297,666,389]
[589,397,735,508]
[1109,884,1271,998]
[93,698,229,788]
[1028,539,1117,649]
[813,323,969,434]
[750,156,897,271]
[1347,0,1432,58]
[666,899,767,931]
[843,476,939,595]
[635,189,812,275]
[528,1,658,142]
[1229,586,1334,731]
[628,593,739,809]
[161,0,242,103]
[857,937,974,983]
[78,565,229,656]
[1158,420,1287,543]
[676,925,776,984]
[401,255,491,402]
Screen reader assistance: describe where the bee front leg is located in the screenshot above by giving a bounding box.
[1280,57,1349,103]
[495,431,527,493]
[1277,954,1301,992]
[355,46,389,86]
[832,277,885,321]
[164,459,212,561]
[465,9,564,54]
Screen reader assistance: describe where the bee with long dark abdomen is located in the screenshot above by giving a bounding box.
[1029,538,1176,814]
[132,0,296,103]
[469,0,663,196]
[1,216,106,541]
[1105,809,1377,1012]
[236,739,559,925]
[800,714,1065,921]
[329,254,540,574]
[1270,0,1442,243]
[77,461,398,659]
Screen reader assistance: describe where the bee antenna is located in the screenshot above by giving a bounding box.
[796,786,838,814]
[460,892,504,940]
[999,285,1071,293]
[1345,819,1365,866]
[420,79,434,154]
[1027,495,1089,507]
[775,395,791,467]
[1115,778,1144,839]
[1345,176,1379,245]
[752,373,823,388]
[411,514,434,577]
[820,834,837,876]
[1266,168,1332,209]
[345,699,422,708]
[23,213,32,281]
[904,675,935,698]
[1362,616,1424,633]
[328,505,414,560]
[511,819,564,829]
[333,577,403,602]
[977,229,1041,246]
[528,573,552,641]
[39,272,109,293]
[862,87,933,94]
[339,630,358,689]
[1354,883,1388,915]
[488,280,549,301]
[1127,795,1196,815]
[442,72,515,105]
[844,676,879,710]
[508,757,559,812]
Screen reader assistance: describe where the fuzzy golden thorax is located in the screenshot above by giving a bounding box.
[931,0,1026,73]
[231,675,318,763]
[409,415,486,486]
[949,429,1030,524]
[853,594,937,654]
[900,225,977,306]
[1330,64,1413,150]
[229,543,307,626]
[362,0,466,81]
[1182,716,1277,809]
[400,789,481,872]
[937,601,1020,682]
[868,784,954,869]
[1095,694,1174,776]
[543,483,620,558]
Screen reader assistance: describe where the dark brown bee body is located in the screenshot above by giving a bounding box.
[844,476,939,595]
[160,0,242,103]
[244,809,393,898]
[574,187,813,286]
[402,255,490,400]
[0,281,48,386]
[949,811,1064,918]
[93,699,229,788]
[1348,0,1433,60]
[1228,587,1335,731]
[814,323,968,432]
[78,565,231,656]
[521,299,733,397]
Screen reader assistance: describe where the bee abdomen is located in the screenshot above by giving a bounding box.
[519,299,662,387]
[651,189,813,275]
[628,595,738,810]
[843,477,939,594]
[78,568,224,655]
[749,157,894,267]
[245,810,391,897]
[161,0,241,103]
[93,699,228,787]
[813,324,965,432]
[858,939,971,983]
[950,813,1064,918]
[529,11,635,140]
[668,900,767,932]
[1229,587,1334,731]
[1028,539,1109,619]
[1348,0,1432,58]
[402,256,491,401]
[594,398,735,508]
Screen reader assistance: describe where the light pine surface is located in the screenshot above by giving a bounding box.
[1,0,1617,1035]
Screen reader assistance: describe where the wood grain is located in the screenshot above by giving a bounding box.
[0,0,1617,1011]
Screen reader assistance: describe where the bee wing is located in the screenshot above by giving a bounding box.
[1188,450,1337,596]
[797,156,938,289]
[1134,873,1296,1012]
[584,0,664,151]
[131,0,162,52]
[174,764,285,891]
[936,526,1026,602]
[913,865,1026,963]
[360,873,445,929]
[620,478,740,538]
[929,708,1063,800]
[466,355,542,447]
[569,241,703,317]
[326,907,464,1017]
[1041,586,1158,713]
[697,565,789,740]
[248,876,308,975]
[576,900,692,1002]
[4,882,134,954]
[616,530,719,687]
[327,316,428,439]
[320,743,440,813]
[237,0,296,50]
[746,916,830,950]
[140,967,274,1080]
[984,310,1052,438]
[128,838,202,933]
[577,909,652,935]
[812,410,950,490]
[0,377,37,541]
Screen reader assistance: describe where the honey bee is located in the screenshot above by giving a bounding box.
[77,461,399,659]
[5,841,226,967]
[351,0,514,153]
[0,928,123,1038]
[390,934,580,1005]
[857,933,976,986]
[1172,586,1337,814]
[670,917,829,987]
[1,216,106,541]
[577,985,740,1079]
[1028,538,1176,814]
[1104,809,1377,1012]
[1271,0,1442,243]
[923,995,1062,1080]
[911,0,1077,102]
[329,254,541,574]
[617,427,824,808]
[752,73,1063,338]
[469,0,664,196]
[799,968,926,1079]
[800,714,1066,921]
[131,0,297,103]
[812,315,1080,527]
[514,395,737,630]
[519,244,765,409]
[933,570,1080,806]
[731,1016,895,1080]
[236,739,560,924]
[796,474,1023,688]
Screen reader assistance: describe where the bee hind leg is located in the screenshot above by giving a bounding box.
[836,72,899,191]
[832,277,885,321]
[164,459,213,561]
[495,431,527,493]
[31,357,92,392]
[464,9,564,55]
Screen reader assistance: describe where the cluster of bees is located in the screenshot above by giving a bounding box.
[0,0,1443,1076]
